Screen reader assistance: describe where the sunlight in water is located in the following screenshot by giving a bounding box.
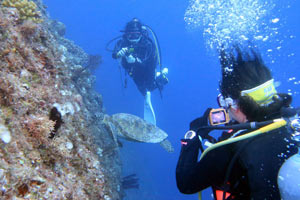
[184,0,299,97]
[184,0,276,50]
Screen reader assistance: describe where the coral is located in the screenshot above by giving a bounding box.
[48,107,62,138]
[50,20,66,36]
[122,174,139,190]
[0,75,15,106]
[23,114,55,147]
[17,183,29,197]
[0,122,11,143]
[72,54,102,82]
[0,2,122,200]
[53,102,79,117]
[1,0,43,23]
[19,19,39,39]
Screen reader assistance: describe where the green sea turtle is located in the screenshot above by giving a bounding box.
[103,113,174,153]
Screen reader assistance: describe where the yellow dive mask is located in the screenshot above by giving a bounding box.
[241,79,277,106]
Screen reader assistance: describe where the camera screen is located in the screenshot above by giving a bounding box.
[211,110,226,123]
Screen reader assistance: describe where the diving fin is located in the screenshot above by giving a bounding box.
[144,91,156,125]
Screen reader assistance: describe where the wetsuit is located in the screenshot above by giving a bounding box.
[176,119,298,199]
[112,36,157,96]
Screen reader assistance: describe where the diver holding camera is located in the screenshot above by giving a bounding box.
[107,18,169,126]
[176,46,300,200]
[183,97,236,151]
[184,94,232,142]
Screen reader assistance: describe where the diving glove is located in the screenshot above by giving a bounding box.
[162,67,168,75]
[117,47,128,58]
[156,67,169,77]
[126,55,136,63]
[190,108,213,138]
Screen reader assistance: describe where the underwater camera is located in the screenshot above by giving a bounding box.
[209,108,230,126]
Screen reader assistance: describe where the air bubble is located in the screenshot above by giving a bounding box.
[184,0,279,51]
[271,18,280,23]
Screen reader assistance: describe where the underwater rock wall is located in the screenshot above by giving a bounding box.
[0,0,122,199]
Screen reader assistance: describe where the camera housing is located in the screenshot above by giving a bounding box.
[209,108,230,126]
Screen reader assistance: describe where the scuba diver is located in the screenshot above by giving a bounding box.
[176,46,300,200]
[108,18,168,125]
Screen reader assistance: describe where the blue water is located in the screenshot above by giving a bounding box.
[43,0,300,199]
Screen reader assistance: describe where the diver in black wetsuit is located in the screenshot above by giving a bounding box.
[112,18,168,125]
[176,46,298,200]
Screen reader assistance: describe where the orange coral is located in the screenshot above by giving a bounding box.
[17,183,29,197]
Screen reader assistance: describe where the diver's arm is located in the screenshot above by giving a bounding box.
[176,136,230,194]
[139,38,156,64]
[112,40,124,59]
[112,53,118,59]
[176,137,209,193]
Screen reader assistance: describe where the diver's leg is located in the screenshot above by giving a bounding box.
[144,91,156,125]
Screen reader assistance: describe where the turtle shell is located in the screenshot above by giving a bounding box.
[111,113,168,143]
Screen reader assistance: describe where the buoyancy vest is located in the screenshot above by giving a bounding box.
[214,189,232,200]
[198,117,300,200]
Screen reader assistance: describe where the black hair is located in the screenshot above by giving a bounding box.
[219,46,272,99]
[124,18,143,33]
[219,46,292,121]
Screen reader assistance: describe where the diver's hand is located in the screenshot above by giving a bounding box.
[190,108,212,138]
[162,67,168,75]
[180,130,202,149]
[136,57,142,63]
[117,47,128,58]
[126,55,136,63]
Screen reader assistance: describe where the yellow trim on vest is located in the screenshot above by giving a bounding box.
[241,79,277,105]
[200,118,286,160]
[197,119,287,200]
[198,191,202,200]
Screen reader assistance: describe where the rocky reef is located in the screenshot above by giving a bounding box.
[0,0,122,199]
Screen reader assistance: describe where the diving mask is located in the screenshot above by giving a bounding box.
[241,79,277,106]
[217,94,238,110]
[126,32,142,42]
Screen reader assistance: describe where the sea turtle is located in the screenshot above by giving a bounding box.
[103,113,174,153]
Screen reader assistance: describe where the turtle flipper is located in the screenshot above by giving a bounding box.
[159,139,174,153]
